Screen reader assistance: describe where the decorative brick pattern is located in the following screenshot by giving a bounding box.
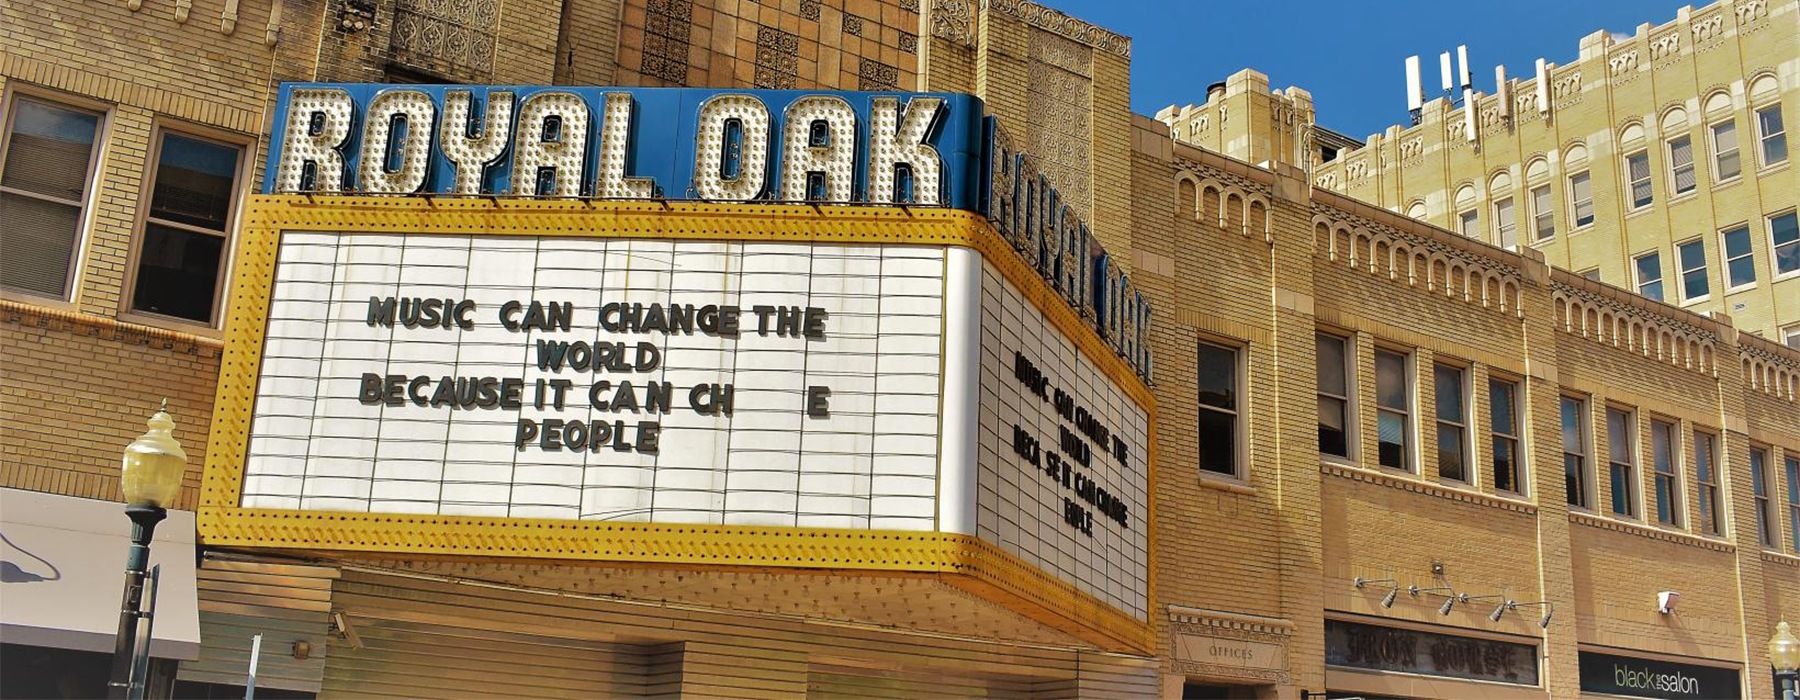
[843,14,864,37]
[857,58,899,90]
[753,25,800,89]
[640,0,693,85]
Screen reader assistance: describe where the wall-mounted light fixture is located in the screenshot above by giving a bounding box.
[1353,577,1401,608]
[1494,600,1554,628]
[1457,594,1505,618]
[1657,591,1681,615]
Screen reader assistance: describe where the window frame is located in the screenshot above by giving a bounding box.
[1649,417,1683,528]
[119,121,252,332]
[1709,118,1741,183]
[1786,454,1800,554]
[1562,395,1593,510]
[1530,184,1554,242]
[1432,362,1470,484]
[1755,102,1787,168]
[1458,209,1479,239]
[0,87,111,307]
[1666,136,1697,196]
[1750,445,1774,548]
[1720,223,1756,291]
[1488,375,1524,495]
[1606,406,1639,519]
[1782,323,1800,350]
[1770,210,1798,280]
[1493,196,1517,250]
[1675,238,1709,303]
[1633,250,1665,302]
[1692,429,1721,537]
[1568,170,1595,229]
[1624,150,1654,210]
[1316,330,1355,461]
[1373,346,1414,473]
[1195,337,1245,480]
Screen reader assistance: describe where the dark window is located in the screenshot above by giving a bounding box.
[1607,407,1637,518]
[1433,364,1467,482]
[1751,447,1773,547]
[1316,332,1350,457]
[1694,431,1720,536]
[130,131,242,324]
[0,97,103,299]
[1651,419,1681,526]
[1196,341,1239,477]
[1562,396,1589,508]
[1626,151,1652,208]
[1375,349,1410,471]
[1490,378,1521,493]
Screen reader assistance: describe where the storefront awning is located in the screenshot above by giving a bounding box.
[1,488,200,660]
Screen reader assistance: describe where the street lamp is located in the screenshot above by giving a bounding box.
[107,400,187,699]
[1773,620,1800,700]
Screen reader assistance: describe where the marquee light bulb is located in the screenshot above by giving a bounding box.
[511,91,589,197]
[693,94,772,202]
[358,89,436,194]
[779,95,856,202]
[867,96,944,205]
[440,90,515,195]
[595,92,655,199]
[274,87,353,193]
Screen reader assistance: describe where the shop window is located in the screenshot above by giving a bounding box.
[1771,211,1798,277]
[1667,137,1696,195]
[0,96,104,300]
[1562,396,1590,509]
[1196,340,1240,478]
[1710,120,1741,181]
[1693,430,1720,536]
[1677,239,1708,301]
[1375,348,1411,471]
[1721,224,1755,289]
[1751,447,1774,547]
[1568,171,1594,227]
[1625,151,1653,209]
[1316,332,1351,458]
[1433,364,1468,482]
[1757,103,1787,166]
[1493,197,1516,250]
[1489,377,1521,493]
[129,130,244,325]
[1530,184,1554,242]
[1651,418,1682,527]
[1634,251,1664,301]
[1607,407,1638,518]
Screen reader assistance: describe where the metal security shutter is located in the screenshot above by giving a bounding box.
[176,557,337,692]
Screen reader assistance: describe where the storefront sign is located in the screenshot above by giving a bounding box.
[1324,620,1538,686]
[1578,651,1741,699]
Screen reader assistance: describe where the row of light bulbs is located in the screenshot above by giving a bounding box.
[1354,577,1553,629]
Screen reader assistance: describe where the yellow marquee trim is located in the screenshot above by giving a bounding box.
[199,195,1155,654]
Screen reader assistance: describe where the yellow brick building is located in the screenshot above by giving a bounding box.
[1166,0,1800,346]
[2,1,1797,699]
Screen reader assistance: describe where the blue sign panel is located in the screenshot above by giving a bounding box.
[262,84,986,209]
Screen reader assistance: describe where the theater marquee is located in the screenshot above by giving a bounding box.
[202,85,1155,650]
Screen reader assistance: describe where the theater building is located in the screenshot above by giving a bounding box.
[2,0,1797,699]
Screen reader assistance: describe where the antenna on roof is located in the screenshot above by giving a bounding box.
[1439,51,1454,95]
[1457,45,1472,90]
[1534,58,1551,117]
[1405,56,1423,125]
[1495,64,1510,120]
[1458,45,1477,142]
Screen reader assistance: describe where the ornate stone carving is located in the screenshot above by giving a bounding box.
[1024,30,1093,218]
[389,0,498,78]
[898,0,919,11]
[857,58,899,90]
[754,26,800,89]
[1608,50,1639,77]
[898,31,917,54]
[1736,0,1767,24]
[639,0,693,85]
[1315,173,1338,189]
[1399,138,1424,161]
[930,0,975,48]
[1552,70,1582,99]
[1691,13,1725,43]
[982,0,1130,58]
[798,0,819,21]
[1649,33,1681,61]
[842,13,863,36]
[1345,159,1369,182]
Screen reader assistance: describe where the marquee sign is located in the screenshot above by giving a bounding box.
[263,85,1150,382]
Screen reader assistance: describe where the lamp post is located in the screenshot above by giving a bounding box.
[107,400,188,699]
[1773,621,1800,700]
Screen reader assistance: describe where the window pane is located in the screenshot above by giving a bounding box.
[1566,453,1587,508]
[1459,210,1478,237]
[1759,105,1787,164]
[1532,186,1554,240]
[1316,333,1346,394]
[0,192,80,296]
[2,99,100,200]
[1376,351,1406,409]
[1679,241,1709,298]
[1611,463,1633,516]
[1495,198,1516,248]
[1571,172,1594,226]
[1723,226,1752,257]
[1561,398,1582,453]
[1493,438,1517,491]
[1489,380,1516,434]
[1378,412,1407,469]
[1434,365,1463,422]
[1607,410,1632,462]
[149,133,239,230]
[1773,212,1799,275]
[130,223,224,322]
[1197,408,1236,475]
[1635,253,1662,301]
[1713,123,1741,180]
[1196,343,1236,410]
[1437,424,1466,481]
[1670,138,1696,193]
[1318,396,1347,457]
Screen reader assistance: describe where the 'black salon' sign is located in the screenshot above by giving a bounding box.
[1578,651,1740,699]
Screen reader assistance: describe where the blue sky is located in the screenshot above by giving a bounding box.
[1041,0,1696,139]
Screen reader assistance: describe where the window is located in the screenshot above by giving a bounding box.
[1677,239,1708,300]
[1722,225,1755,289]
[1757,104,1787,166]
[1196,341,1239,477]
[1579,268,1602,281]
[1458,210,1479,238]
[1667,137,1696,195]
[1607,407,1638,517]
[1634,251,1664,301]
[1651,419,1681,526]
[0,96,104,299]
[1375,349,1411,471]
[1772,211,1798,276]
[1562,396,1590,509]
[1433,364,1468,482]
[1490,378,1521,493]
[1569,171,1594,227]
[1751,447,1774,547]
[129,131,243,325]
[1531,185,1554,241]
[1787,455,1800,553]
[1317,332,1351,458]
[1693,431,1720,536]
[1626,151,1653,209]
[1784,323,1800,349]
[1710,120,1741,181]
[1493,197,1516,249]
